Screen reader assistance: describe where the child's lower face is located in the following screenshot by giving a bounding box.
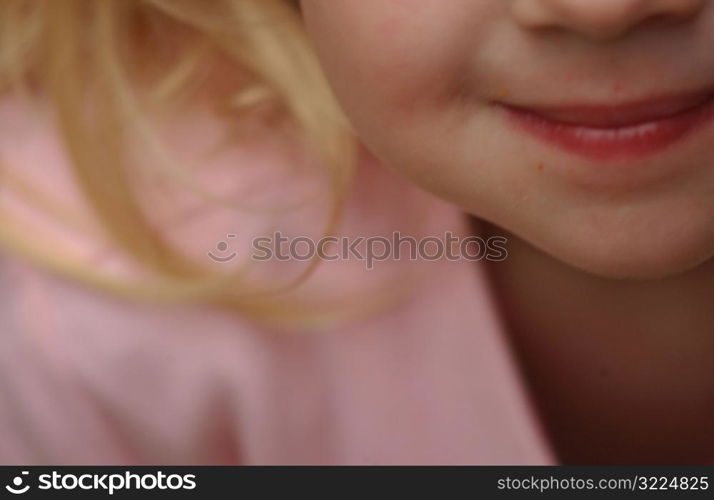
[301,0,714,280]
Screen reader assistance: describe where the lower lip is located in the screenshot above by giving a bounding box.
[500,97,714,162]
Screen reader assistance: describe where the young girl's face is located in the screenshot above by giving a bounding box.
[301,0,714,279]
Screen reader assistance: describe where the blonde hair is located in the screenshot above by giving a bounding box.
[0,0,416,330]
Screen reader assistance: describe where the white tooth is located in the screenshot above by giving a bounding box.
[574,127,586,138]
[621,127,640,139]
[619,128,635,139]
[572,122,659,140]
[637,123,658,136]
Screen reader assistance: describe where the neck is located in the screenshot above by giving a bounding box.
[478,217,714,465]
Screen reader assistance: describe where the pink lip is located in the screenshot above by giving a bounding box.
[498,89,714,161]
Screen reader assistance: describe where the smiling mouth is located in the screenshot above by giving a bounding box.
[496,88,714,161]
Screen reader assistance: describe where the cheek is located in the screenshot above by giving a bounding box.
[302,1,507,221]
[301,1,478,125]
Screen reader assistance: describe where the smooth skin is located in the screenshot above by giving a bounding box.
[301,0,714,464]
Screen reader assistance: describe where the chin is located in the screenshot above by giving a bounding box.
[543,226,714,281]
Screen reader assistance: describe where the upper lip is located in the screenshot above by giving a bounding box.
[496,87,714,128]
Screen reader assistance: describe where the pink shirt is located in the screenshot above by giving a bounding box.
[0,97,554,465]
